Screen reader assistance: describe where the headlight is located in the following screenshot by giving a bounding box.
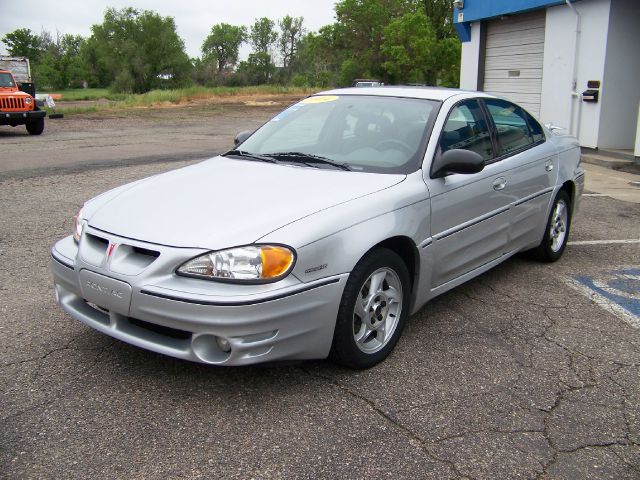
[72,207,84,242]
[24,96,32,105]
[177,245,296,283]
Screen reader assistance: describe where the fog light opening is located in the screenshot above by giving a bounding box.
[191,334,232,363]
[216,336,231,353]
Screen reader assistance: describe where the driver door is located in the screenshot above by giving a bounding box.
[426,99,513,288]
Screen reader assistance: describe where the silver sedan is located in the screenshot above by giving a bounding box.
[51,87,584,368]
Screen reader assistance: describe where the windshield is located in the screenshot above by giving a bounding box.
[237,95,439,174]
[0,72,16,88]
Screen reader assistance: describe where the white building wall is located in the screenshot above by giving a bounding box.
[539,0,611,148]
[459,23,482,90]
[633,104,640,157]
[598,0,640,149]
[636,104,640,157]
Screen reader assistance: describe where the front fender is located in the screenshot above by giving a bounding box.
[258,172,431,284]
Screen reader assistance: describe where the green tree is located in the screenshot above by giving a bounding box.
[435,36,461,86]
[80,35,111,87]
[201,23,247,72]
[87,7,192,93]
[250,17,277,54]
[381,10,460,86]
[293,0,461,87]
[1,28,42,61]
[334,0,413,82]
[278,16,304,78]
[296,24,348,86]
[0,28,89,89]
[245,17,277,83]
[418,0,455,39]
[381,11,437,84]
[237,52,275,85]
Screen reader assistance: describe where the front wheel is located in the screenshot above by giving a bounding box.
[529,190,571,262]
[26,117,44,135]
[329,248,411,369]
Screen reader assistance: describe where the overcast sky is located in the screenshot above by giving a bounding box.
[0,0,338,58]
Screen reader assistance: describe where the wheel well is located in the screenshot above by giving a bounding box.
[372,236,418,289]
[561,180,575,207]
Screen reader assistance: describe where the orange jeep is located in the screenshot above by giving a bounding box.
[0,69,46,135]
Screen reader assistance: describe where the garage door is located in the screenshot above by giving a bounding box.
[483,10,546,118]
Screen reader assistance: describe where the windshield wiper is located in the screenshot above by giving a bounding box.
[265,151,351,171]
[223,149,277,163]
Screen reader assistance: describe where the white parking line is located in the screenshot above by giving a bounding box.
[582,193,607,197]
[568,239,640,245]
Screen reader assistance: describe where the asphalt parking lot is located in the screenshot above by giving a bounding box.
[1,106,639,479]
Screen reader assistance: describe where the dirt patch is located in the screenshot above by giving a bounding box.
[55,92,307,113]
[0,101,289,178]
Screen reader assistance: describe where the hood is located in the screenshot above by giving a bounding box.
[88,156,405,249]
[0,89,29,97]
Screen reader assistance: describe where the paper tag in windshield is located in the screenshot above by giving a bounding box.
[300,95,339,104]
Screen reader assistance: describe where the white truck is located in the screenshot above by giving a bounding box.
[0,56,36,94]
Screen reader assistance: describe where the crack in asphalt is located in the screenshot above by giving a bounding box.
[417,279,639,477]
[473,283,640,477]
[299,367,474,480]
[0,337,80,369]
[0,338,117,423]
[2,153,639,477]
[607,366,640,447]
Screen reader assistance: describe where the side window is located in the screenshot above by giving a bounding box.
[484,99,542,155]
[524,110,545,143]
[439,100,494,162]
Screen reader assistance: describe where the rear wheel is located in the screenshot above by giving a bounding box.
[529,190,571,262]
[329,248,411,369]
[26,117,44,135]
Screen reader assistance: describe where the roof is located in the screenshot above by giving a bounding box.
[317,86,493,102]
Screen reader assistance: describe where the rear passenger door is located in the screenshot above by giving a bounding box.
[482,99,558,251]
[427,99,513,288]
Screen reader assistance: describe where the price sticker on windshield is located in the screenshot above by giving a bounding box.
[300,95,339,104]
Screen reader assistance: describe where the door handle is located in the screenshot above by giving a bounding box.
[492,177,507,191]
[545,160,554,172]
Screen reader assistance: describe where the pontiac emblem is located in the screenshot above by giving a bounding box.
[106,243,117,258]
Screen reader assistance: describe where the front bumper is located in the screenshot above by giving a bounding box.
[51,233,347,365]
[0,109,46,125]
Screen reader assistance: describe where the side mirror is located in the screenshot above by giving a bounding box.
[234,130,253,146]
[431,149,485,179]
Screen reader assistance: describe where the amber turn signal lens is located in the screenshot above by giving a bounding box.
[178,245,296,282]
[260,246,295,279]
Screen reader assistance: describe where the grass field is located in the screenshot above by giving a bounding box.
[46,85,317,116]
[53,86,316,103]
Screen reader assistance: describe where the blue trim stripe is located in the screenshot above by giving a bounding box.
[455,22,472,42]
[454,0,584,41]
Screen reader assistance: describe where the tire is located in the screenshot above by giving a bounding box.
[529,190,571,262]
[329,248,411,369]
[26,117,44,135]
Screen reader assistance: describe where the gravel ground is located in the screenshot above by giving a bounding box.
[0,99,294,179]
[0,105,639,479]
